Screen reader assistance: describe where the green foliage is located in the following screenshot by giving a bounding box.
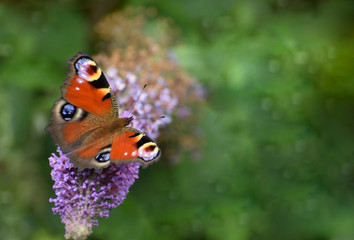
[1,0,353,239]
[0,2,90,239]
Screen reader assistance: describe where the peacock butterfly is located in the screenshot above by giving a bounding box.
[46,52,161,170]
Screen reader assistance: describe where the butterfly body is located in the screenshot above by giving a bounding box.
[46,53,161,170]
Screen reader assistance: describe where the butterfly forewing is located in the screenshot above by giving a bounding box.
[63,53,119,117]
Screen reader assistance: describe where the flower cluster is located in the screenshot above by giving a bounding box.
[105,67,178,140]
[49,151,139,240]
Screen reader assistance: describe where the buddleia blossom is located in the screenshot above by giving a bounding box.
[49,151,139,240]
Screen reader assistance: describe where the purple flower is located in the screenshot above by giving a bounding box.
[106,69,178,139]
[49,150,140,239]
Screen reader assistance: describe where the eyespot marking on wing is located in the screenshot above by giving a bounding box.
[74,57,109,89]
[61,103,76,121]
[95,152,111,163]
[75,58,101,81]
[135,135,160,162]
[55,99,88,122]
[138,142,160,162]
[94,144,112,163]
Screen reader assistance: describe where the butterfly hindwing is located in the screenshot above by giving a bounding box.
[67,134,114,170]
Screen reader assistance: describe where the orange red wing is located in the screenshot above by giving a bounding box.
[110,129,161,167]
[62,53,118,117]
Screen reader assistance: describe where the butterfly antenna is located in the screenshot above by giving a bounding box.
[128,83,147,117]
[134,116,166,121]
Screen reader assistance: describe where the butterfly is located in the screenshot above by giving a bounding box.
[46,52,161,170]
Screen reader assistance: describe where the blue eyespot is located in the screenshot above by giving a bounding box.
[60,103,76,121]
[95,152,110,162]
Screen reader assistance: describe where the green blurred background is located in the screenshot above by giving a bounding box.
[1,0,354,239]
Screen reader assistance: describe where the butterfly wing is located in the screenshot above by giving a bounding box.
[110,128,161,167]
[68,128,161,170]
[62,52,119,117]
